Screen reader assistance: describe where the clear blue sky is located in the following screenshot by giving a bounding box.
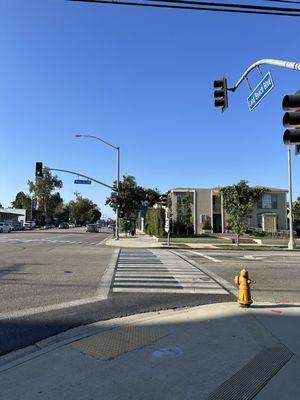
[1,0,300,217]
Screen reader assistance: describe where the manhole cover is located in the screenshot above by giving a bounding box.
[153,347,182,358]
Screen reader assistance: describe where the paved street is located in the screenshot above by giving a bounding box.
[0,228,114,315]
[0,231,234,355]
[179,249,300,303]
[3,231,300,357]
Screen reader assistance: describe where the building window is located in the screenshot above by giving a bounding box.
[257,214,262,228]
[257,194,278,209]
[200,214,208,223]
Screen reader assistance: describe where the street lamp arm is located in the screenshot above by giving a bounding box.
[76,134,118,150]
[230,58,300,92]
[48,167,114,190]
[74,132,121,240]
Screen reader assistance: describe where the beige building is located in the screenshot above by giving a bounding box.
[169,187,288,234]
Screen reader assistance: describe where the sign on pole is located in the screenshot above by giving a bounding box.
[74,179,92,184]
[165,208,170,233]
[165,219,170,233]
[247,71,274,111]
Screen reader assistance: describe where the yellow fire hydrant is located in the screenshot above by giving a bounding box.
[234,269,256,307]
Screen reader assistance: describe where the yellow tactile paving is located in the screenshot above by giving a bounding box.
[71,326,168,360]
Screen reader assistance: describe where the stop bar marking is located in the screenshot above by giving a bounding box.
[184,250,222,263]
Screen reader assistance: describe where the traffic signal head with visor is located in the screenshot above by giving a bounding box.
[214,77,228,111]
[283,94,300,145]
[115,196,125,209]
[35,162,43,177]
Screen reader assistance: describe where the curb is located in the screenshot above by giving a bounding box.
[0,303,225,372]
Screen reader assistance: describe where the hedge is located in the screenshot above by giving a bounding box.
[144,208,165,237]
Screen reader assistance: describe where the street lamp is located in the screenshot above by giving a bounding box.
[75,134,120,240]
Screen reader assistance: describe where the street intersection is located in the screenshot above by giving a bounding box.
[1,229,300,356]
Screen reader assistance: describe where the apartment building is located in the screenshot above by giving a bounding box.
[169,187,288,234]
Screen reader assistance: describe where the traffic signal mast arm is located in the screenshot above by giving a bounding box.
[48,167,115,190]
[229,58,300,92]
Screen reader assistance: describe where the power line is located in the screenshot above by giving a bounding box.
[68,0,300,17]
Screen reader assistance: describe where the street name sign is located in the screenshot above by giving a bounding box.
[74,179,92,184]
[247,71,274,111]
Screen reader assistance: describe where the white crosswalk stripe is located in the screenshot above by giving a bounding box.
[112,249,228,294]
[0,238,99,246]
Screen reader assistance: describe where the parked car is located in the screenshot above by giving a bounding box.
[58,222,69,229]
[0,222,11,233]
[43,224,55,230]
[12,223,22,231]
[75,223,82,227]
[24,221,35,230]
[68,223,75,228]
[86,224,98,233]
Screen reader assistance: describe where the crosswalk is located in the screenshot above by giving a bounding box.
[0,237,105,247]
[112,249,228,294]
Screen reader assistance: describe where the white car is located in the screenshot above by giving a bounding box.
[0,222,11,233]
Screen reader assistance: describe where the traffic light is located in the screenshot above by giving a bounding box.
[214,76,228,112]
[283,94,300,145]
[35,162,43,177]
[115,196,124,209]
[159,194,168,206]
[119,210,125,218]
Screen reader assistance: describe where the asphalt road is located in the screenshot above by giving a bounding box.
[178,249,300,303]
[0,228,114,314]
[0,230,233,355]
[2,235,300,357]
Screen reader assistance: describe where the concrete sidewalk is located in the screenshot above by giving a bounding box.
[1,302,300,400]
[106,231,163,248]
[105,231,218,249]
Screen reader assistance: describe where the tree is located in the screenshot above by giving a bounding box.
[12,192,32,217]
[182,193,193,234]
[106,175,160,232]
[28,167,62,222]
[292,197,300,221]
[70,193,101,225]
[221,180,265,246]
[48,192,64,221]
[53,203,70,224]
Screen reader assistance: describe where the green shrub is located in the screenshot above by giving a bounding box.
[202,220,212,230]
[144,208,165,237]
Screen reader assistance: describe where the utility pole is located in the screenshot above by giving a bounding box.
[288,146,295,250]
[116,146,120,241]
[75,134,120,240]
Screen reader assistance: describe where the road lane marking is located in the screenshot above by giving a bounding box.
[96,248,120,299]
[184,250,222,263]
[112,249,227,294]
[97,234,113,245]
[0,249,120,320]
[0,298,106,321]
[172,250,237,297]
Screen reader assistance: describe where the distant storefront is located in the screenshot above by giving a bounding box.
[0,208,26,226]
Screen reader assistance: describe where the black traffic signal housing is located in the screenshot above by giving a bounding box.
[115,195,125,210]
[159,194,168,207]
[35,162,43,177]
[214,76,228,112]
[283,94,300,145]
[119,210,125,218]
